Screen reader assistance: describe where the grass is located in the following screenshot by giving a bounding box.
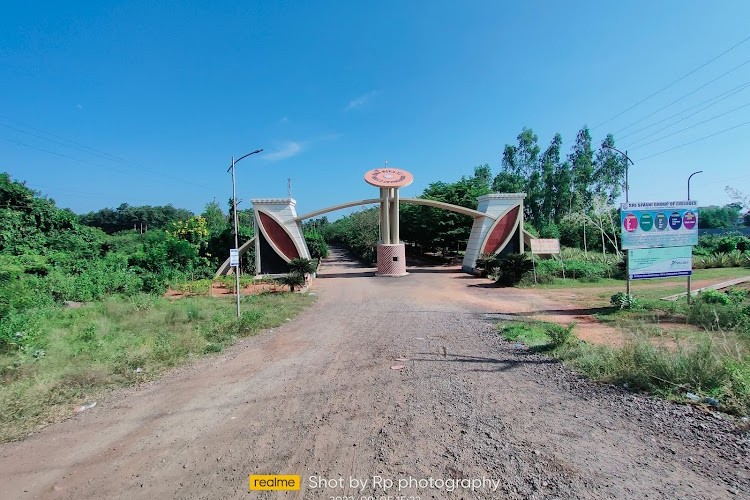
[524,267,749,291]
[499,319,750,416]
[0,292,315,443]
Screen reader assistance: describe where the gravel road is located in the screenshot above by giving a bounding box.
[0,247,747,499]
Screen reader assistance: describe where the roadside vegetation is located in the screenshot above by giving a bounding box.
[0,292,314,442]
[499,284,750,416]
[0,173,318,442]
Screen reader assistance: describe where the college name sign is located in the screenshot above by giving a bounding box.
[620,201,698,250]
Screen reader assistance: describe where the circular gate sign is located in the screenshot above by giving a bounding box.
[623,213,638,232]
[669,211,683,230]
[639,212,654,231]
[364,168,414,188]
[654,212,668,231]
[683,211,697,230]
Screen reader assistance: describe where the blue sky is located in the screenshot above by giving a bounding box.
[2,1,749,217]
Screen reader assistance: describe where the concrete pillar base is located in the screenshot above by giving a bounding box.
[376,243,408,277]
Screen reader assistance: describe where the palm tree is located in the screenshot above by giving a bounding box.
[277,272,305,292]
[288,257,316,276]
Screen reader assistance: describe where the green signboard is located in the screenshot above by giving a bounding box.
[628,246,692,280]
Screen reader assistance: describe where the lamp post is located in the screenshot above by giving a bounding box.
[602,144,635,203]
[688,170,703,201]
[227,148,263,318]
[602,144,635,296]
[686,170,702,304]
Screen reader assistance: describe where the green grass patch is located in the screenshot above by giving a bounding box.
[499,319,750,416]
[499,321,575,349]
[0,292,315,443]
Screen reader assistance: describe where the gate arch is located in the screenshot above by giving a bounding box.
[215,193,526,276]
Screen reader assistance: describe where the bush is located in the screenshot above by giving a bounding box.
[611,292,639,310]
[495,253,533,286]
[277,273,305,292]
[547,323,575,347]
[687,299,749,331]
[304,232,329,259]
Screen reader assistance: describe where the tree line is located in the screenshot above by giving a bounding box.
[326,125,630,257]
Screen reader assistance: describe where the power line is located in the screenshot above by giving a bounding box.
[618,79,750,142]
[628,101,750,150]
[612,57,750,135]
[0,132,207,190]
[637,121,750,161]
[0,115,207,190]
[594,33,750,129]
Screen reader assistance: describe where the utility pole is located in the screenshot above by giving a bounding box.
[603,144,635,297]
[227,148,263,318]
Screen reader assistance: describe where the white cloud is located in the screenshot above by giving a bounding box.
[75,103,83,110]
[345,91,378,111]
[263,141,304,161]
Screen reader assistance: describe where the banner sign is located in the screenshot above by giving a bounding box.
[530,238,560,255]
[628,246,692,279]
[620,201,698,249]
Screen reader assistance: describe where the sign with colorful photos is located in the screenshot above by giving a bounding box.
[620,201,699,249]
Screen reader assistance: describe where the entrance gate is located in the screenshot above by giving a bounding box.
[214,168,526,277]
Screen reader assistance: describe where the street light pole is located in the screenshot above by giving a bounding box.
[602,144,636,296]
[687,170,702,304]
[688,170,703,202]
[227,148,263,318]
[602,144,635,203]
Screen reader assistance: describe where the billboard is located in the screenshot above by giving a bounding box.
[628,246,692,280]
[620,201,699,249]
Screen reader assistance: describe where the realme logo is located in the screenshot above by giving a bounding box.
[248,474,301,491]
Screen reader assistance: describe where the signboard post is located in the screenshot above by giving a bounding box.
[620,201,699,301]
[230,249,240,317]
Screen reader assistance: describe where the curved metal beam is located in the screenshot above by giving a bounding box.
[214,236,256,278]
[293,197,494,222]
[399,198,494,219]
[293,198,382,221]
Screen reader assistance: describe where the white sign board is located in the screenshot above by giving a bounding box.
[628,246,692,280]
[229,249,240,267]
[530,238,561,255]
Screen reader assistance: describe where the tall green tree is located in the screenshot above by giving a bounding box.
[593,134,626,203]
[568,126,594,212]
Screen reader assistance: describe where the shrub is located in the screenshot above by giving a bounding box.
[495,253,533,286]
[699,289,731,305]
[610,292,639,310]
[304,232,329,259]
[288,257,316,276]
[687,300,749,331]
[547,323,575,347]
[277,273,305,292]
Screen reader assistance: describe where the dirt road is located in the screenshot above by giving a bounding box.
[0,248,747,499]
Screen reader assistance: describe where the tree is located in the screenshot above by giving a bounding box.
[568,126,595,213]
[698,204,742,229]
[401,166,492,253]
[80,203,193,233]
[201,201,228,237]
[593,134,626,203]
